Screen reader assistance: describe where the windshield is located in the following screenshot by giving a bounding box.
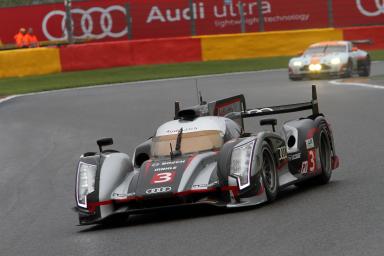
[151,130,223,157]
[305,45,346,54]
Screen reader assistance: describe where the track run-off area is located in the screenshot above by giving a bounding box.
[0,62,383,256]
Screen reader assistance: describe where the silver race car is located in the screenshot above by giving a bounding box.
[74,86,339,225]
[288,41,371,80]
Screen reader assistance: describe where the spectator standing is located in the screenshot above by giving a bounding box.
[26,28,39,48]
[14,28,28,48]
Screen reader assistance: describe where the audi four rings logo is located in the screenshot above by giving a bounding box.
[42,5,127,41]
[356,0,384,16]
[146,187,172,194]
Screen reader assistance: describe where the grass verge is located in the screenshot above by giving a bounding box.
[0,50,383,96]
[0,56,291,96]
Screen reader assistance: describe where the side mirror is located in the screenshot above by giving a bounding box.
[97,138,113,152]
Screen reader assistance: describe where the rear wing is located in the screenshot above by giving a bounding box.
[235,85,319,119]
[174,85,319,130]
[350,39,372,45]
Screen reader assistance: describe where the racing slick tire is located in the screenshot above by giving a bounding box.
[261,142,278,201]
[217,139,243,186]
[295,126,332,188]
[358,56,371,77]
[313,128,332,185]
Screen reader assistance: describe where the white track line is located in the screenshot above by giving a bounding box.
[0,95,18,104]
[329,79,384,90]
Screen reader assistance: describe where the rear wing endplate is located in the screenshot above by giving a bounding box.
[208,94,246,130]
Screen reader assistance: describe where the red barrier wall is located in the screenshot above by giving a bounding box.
[342,26,384,50]
[59,37,202,71]
[128,38,202,66]
[59,41,134,71]
[334,0,384,27]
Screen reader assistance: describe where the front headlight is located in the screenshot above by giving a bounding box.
[293,61,302,67]
[230,140,255,189]
[330,57,341,65]
[309,64,322,71]
[76,162,97,208]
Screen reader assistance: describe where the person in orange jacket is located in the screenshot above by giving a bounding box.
[26,28,39,48]
[14,28,28,48]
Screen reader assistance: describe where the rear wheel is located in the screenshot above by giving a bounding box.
[295,128,332,188]
[313,130,332,184]
[261,142,278,201]
[358,56,371,77]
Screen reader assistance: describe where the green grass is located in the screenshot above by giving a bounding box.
[0,56,291,96]
[0,50,383,96]
[370,50,384,61]
[371,75,384,81]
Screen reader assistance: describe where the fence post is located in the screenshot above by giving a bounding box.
[327,0,334,27]
[189,0,196,36]
[238,1,246,33]
[125,3,133,40]
[257,0,265,32]
[64,0,73,43]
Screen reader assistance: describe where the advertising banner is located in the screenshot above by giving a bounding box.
[0,0,383,44]
[333,0,384,27]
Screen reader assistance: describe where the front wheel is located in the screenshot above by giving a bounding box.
[341,60,353,78]
[261,142,278,201]
[289,75,303,81]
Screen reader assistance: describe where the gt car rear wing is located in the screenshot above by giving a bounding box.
[350,39,372,45]
[238,85,319,119]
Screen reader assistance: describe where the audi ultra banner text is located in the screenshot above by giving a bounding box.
[0,0,383,44]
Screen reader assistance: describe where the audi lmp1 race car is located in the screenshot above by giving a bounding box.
[74,85,339,225]
[288,40,371,80]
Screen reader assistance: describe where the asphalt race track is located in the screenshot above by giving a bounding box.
[1,63,383,256]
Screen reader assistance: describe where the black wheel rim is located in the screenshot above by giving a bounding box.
[262,150,276,192]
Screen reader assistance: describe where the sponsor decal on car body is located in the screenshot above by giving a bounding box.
[145,186,172,194]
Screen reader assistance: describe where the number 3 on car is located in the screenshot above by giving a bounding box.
[308,149,316,173]
[151,172,176,184]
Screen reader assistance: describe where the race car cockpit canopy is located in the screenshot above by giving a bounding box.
[151,116,240,157]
